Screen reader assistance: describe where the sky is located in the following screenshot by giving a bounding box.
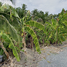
[0,0,67,14]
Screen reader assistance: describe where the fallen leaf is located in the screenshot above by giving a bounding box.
[43,57,46,59]
[47,61,51,63]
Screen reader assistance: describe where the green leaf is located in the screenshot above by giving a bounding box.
[0,32,20,61]
[9,43,20,61]
[26,20,47,34]
[11,7,19,18]
[0,15,20,43]
[25,26,41,54]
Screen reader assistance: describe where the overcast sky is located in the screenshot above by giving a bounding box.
[0,0,67,14]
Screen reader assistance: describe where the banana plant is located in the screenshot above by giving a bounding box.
[19,11,46,53]
[0,32,20,61]
[0,16,20,61]
[0,4,46,61]
[0,4,21,61]
[8,5,46,53]
[45,11,67,45]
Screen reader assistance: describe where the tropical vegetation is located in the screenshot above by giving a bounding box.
[0,1,67,61]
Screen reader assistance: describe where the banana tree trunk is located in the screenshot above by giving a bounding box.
[0,41,9,59]
[30,36,33,48]
[22,32,26,51]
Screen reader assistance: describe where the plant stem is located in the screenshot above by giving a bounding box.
[0,41,9,59]
[30,36,33,48]
[22,32,26,51]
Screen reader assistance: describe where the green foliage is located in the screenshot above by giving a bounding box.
[35,30,45,44]
[0,15,20,43]
[0,2,67,62]
[0,32,20,61]
[25,26,41,53]
[26,20,46,33]
[16,4,27,18]
[0,4,42,61]
[0,2,2,7]
[45,15,67,44]
[26,20,46,44]
[20,11,46,53]
[21,14,48,53]
[0,4,21,61]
